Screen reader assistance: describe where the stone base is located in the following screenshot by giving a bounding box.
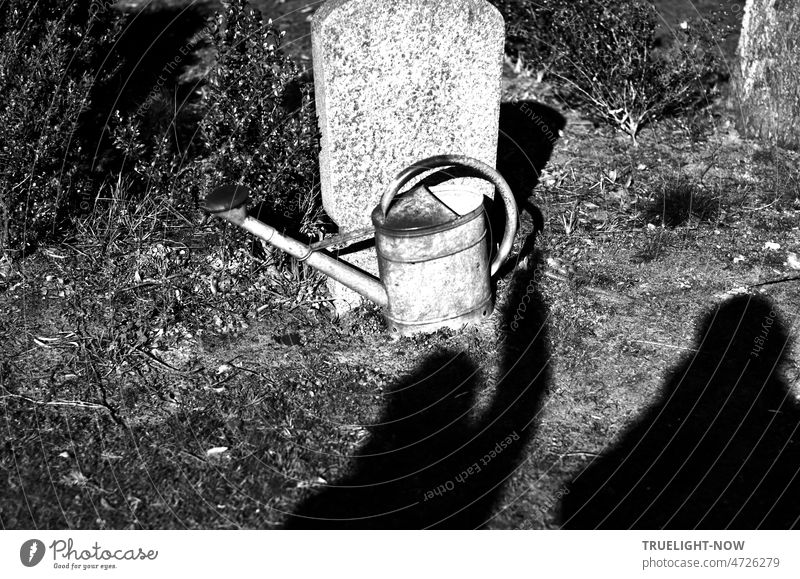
[325,245,381,315]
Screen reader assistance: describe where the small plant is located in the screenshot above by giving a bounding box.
[632,228,668,263]
[644,176,718,227]
[749,147,800,207]
[560,200,580,236]
[491,0,722,145]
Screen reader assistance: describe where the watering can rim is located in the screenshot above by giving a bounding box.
[370,184,486,237]
[375,154,518,276]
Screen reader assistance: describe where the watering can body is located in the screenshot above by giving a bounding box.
[204,155,518,336]
[371,157,515,334]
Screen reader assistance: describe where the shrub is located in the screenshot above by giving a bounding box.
[192,0,322,239]
[491,0,722,144]
[0,0,321,255]
[0,0,123,254]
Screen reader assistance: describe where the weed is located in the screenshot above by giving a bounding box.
[560,201,580,236]
[632,227,669,263]
[491,0,722,144]
[749,147,800,207]
[644,176,719,227]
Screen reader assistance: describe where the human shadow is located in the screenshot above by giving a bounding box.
[497,100,565,222]
[560,294,800,529]
[284,247,551,529]
[480,100,565,269]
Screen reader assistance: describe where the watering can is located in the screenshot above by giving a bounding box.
[203,154,518,335]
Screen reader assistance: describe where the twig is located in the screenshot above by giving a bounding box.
[543,270,634,305]
[133,347,198,375]
[1,392,111,412]
[60,242,97,263]
[259,288,290,300]
[207,373,236,390]
[230,364,262,375]
[748,275,800,289]
[742,198,781,211]
[115,274,183,293]
[629,339,697,352]
[177,450,207,465]
[561,451,602,458]
[289,298,336,311]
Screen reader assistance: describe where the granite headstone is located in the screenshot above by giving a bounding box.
[312,0,505,308]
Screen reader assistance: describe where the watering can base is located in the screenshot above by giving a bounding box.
[384,295,494,336]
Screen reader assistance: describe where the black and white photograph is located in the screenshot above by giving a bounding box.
[1,0,799,573]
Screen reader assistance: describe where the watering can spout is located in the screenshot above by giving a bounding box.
[203,185,389,308]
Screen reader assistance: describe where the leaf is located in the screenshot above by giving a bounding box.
[216,364,233,375]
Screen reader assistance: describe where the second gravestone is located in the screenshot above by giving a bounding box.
[312,0,505,308]
[736,0,800,150]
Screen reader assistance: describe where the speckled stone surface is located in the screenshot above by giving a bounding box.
[736,0,800,150]
[312,0,505,231]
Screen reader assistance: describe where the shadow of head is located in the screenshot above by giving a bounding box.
[484,100,565,259]
[284,256,551,529]
[693,293,790,380]
[497,101,566,204]
[560,293,800,529]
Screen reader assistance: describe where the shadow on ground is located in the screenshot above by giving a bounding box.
[560,294,800,529]
[497,100,565,220]
[489,100,565,270]
[284,248,551,529]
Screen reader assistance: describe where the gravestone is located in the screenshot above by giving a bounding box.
[312,0,505,308]
[736,0,800,150]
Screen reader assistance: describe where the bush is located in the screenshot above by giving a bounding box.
[192,0,321,238]
[0,0,123,254]
[491,0,721,144]
[0,0,321,255]
[109,0,323,240]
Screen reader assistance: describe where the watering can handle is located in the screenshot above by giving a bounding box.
[380,154,519,277]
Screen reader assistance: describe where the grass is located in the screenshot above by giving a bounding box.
[643,175,720,227]
[4,104,799,528]
[2,0,800,529]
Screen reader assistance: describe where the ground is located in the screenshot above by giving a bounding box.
[1,0,799,529]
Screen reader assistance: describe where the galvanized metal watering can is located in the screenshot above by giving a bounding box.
[204,155,518,335]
